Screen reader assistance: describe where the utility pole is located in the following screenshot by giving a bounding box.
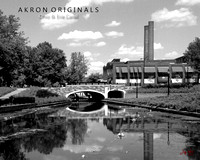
[167,69,170,96]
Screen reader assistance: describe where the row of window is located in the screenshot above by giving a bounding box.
[115,66,194,74]
[116,72,197,79]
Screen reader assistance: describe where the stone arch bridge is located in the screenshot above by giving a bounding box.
[49,84,135,100]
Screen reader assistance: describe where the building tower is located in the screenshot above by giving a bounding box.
[144,21,154,61]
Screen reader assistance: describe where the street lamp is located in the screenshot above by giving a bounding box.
[186,65,189,87]
[167,69,170,96]
[136,71,139,98]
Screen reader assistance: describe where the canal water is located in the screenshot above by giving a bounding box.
[0,103,200,160]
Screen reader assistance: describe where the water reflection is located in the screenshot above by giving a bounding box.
[0,103,199,160]
[68,102,105,112]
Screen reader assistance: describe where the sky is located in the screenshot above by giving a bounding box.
[1,0,200,75]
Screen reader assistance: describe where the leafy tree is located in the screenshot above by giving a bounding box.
[0,10,68,87]
[24,42,67,87]
[0,10,28,86]
[86,73,103,83]
[184,37,200,72]
[66,52,88,84]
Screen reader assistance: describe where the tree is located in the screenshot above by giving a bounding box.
[66,52,88,84]
[0,10,68,87]
[184,37,200,72]
[86,73,103,83]
[24,42,67,87]
[0,10,28,86]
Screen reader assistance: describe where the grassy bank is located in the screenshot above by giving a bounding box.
[110,85,200,113]
[126,84,200,94]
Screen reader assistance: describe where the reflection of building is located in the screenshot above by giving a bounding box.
[103,21,199,86]
[103,117,160,160]
[144,131,153,160]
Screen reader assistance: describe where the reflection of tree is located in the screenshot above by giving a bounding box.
[22,122,67,154]
[67,119,87,145]
[0,140,28,160]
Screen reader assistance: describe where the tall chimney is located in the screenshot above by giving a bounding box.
[143,21,154,62]
[148,21,154,61]
[144,25,149,61]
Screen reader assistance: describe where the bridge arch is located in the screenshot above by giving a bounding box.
[107,89,126,98]
[66,89,105,102]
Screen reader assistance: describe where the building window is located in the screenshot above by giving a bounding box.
[116,73,120,79]
[144,67,155,79]
[116,67,120,79]
[121,67,128,79]
[157,67,169,83]
[172,66,183,78]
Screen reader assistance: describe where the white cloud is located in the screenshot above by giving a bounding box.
[115,44,143,55]
[68,41,91,47]
[83,14,90,19]
[111,44,143,60]
[58,30,103,41]
[68,42,82,47]
[164,51,181,59]
[83,51,94,61]
[94,41,106,47]
[176,0,200,5]
[40,12,78,30]
[105,21,121,27]
[154,43,164,50]
[68,41,106,47]
[83,51,92,57]
[105,31,124,38]
[83,51,101,62]
[66,0,134,7]
[90,61,105,69]
[87,61,105,74]
[151,8,197,27]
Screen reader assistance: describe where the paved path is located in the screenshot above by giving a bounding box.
[0,88,27,99]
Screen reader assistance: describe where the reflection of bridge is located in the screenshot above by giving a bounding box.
[49,84,131,99]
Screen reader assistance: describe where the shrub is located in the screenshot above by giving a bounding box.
[36,89,59,98]
[10,96,35,104]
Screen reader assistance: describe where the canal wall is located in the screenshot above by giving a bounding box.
[103,99,200,118]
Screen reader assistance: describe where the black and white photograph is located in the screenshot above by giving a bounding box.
[0,0,200,159]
